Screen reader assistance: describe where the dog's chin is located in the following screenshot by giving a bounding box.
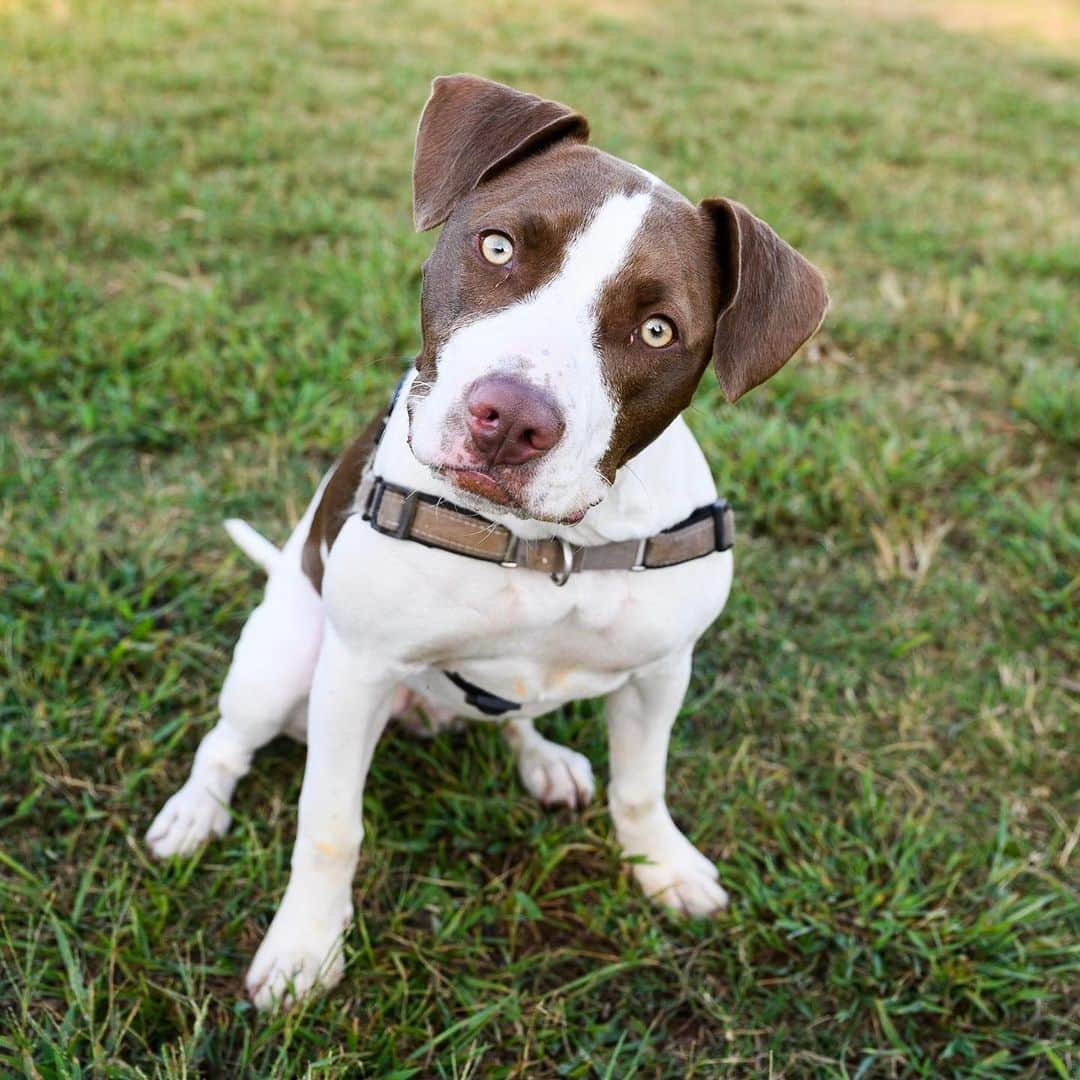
[446,468,515,509]
[436,466,590,526]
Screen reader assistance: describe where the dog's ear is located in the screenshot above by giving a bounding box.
[701,198,829,402]
[413,74,589,232]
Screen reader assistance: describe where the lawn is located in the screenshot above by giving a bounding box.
[1,0,1077,1075]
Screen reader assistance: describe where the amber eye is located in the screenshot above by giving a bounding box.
[480,231,514,265]
[640,316,675,348]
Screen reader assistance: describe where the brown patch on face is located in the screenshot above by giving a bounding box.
[416,148,591,374]
[594,190,828,476]
[594,189,721,477]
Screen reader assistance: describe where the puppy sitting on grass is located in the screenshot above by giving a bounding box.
[147,74,827,1008]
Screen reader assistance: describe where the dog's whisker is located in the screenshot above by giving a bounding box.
[621,462,649,505]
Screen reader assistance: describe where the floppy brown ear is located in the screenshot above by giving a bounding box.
[702,198,829,402]
[413,74,589,232]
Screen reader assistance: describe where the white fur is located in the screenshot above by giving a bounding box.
[223,518,280,574]
[408,191,654,522]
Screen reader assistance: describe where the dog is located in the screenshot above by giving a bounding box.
[146,74,828,1009]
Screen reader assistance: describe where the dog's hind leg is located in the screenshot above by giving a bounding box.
[501,717,595,810]
[146,486,328,859]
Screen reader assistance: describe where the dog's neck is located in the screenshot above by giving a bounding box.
[373,369,718,545]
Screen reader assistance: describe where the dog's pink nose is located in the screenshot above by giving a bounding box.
[465,376,564,467]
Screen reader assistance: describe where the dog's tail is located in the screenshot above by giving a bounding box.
[223,518,281,576]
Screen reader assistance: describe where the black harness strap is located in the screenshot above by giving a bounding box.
[443,670,520,716]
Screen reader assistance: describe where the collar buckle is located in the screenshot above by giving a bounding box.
[364,478,419,540]
[392,491,420,538]
[713,499,735,552]
[362,476,385,522]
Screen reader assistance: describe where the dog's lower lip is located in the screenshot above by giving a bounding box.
[436,465,590,525]
[443,467,514,505]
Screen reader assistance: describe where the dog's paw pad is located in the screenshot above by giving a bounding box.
[145,787,230,859]
[519,743,595,809]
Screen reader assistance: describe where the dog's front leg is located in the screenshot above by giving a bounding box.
[606,649,729,917]
[245,623,398,1010]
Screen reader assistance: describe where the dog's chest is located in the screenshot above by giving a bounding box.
[385,552,731,719]
[323,422,733,719]
[422,583,637,707]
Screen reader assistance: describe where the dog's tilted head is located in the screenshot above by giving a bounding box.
[406,74,828,524]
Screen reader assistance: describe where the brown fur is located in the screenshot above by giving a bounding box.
[593,188,720,475]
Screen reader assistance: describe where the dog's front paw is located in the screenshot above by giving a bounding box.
[518,741,595,809]
[620,826,728,917]
[632,852,729,917]
[245,898,352,1011]
[146,784,231,858]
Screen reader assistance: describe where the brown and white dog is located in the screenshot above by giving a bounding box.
[146,75,828,1009]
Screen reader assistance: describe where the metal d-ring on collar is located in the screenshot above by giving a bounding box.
[499,532,576,586]
[550,538,575,586]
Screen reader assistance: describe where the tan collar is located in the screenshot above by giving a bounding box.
[362,477,733,586]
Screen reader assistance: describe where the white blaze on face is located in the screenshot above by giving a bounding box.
[408,189,655,521]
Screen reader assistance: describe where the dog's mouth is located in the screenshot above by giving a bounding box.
[436,465,588,526]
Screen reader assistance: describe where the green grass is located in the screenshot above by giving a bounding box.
[1,0,1077,1075]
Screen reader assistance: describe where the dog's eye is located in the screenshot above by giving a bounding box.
[480,232,514,266]
[640,316,675,348]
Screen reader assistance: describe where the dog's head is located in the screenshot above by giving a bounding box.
[406,75,828,524]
